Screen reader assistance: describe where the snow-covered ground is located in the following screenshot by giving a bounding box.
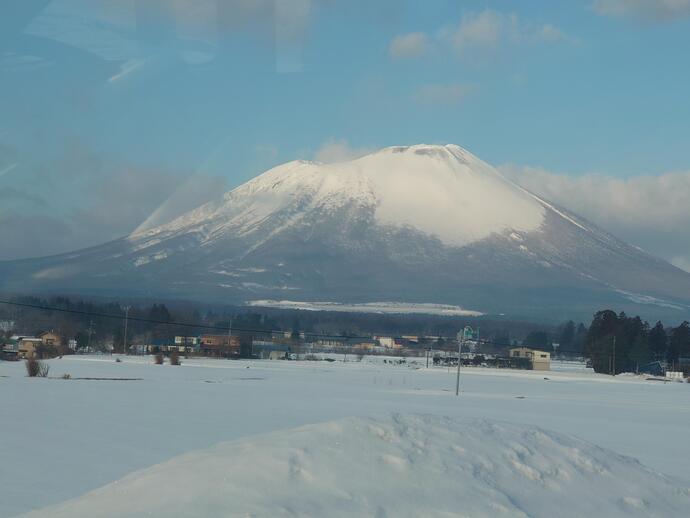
[20,415,689,518]
[246,299,483,316]
[2,356,689,517]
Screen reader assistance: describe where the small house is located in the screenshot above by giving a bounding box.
[1,338,20,360]
[38,330,62,348]
[200,334,241,357]
[509,347,551,371]
[18,337,43,359]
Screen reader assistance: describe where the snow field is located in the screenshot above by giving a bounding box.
[21,414,689,517]
[1,355,689,516]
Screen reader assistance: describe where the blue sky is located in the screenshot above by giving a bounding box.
[2,0,690,267]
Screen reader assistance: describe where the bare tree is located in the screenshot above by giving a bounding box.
[25,358,50,377]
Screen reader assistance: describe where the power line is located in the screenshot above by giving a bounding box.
[0,298,396,340]
[0,298,586,352]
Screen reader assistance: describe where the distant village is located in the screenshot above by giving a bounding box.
[2,298,689,379]
[1,320,556,372]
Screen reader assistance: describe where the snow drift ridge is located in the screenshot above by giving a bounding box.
[23,414,690,518]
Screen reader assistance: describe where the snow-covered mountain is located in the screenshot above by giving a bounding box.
[3,144,690,320]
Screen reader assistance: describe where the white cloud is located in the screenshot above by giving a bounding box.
[536,24,570,43]
[0,140,226,260]
[389,32,430,60]
[593,0,690,20]
[501,164,690,272]
[313,138,373,163]
[447,9,569,55]
[414,83,476,105]
[670,256,690,272]
[389,10,569,63]
[451,10,514,52]
[274,0,312,73]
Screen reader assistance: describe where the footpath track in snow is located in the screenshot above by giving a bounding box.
[1,356,689,516]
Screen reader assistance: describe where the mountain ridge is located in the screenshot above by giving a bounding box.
[2,144,689,321]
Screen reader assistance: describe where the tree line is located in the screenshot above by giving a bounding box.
[3,296,689,374]
[584,310,690,374]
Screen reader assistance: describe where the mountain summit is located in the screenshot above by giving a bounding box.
[140,144,545,250]
[3,144,689,320]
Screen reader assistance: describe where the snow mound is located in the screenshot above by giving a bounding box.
[23,415,689,518]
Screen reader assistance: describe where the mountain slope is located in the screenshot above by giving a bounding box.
[2,144,689,320]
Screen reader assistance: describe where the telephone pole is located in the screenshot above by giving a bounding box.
[455,336,462,395]
[87,319,94,352]
[612,335,616,376]
[122,306,131,355]
[227,319,233,356]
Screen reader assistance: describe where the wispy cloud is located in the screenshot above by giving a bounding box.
[536,24,570,43]
[446,9,571,54]
[414,83,477,106]
[593,0,690,21]
[107,57,150,83]
[313,138,373,163]
[275,0,312,73]
[390,9,571,63]
[0,162,19,178]
[389,32,430,60]
[0,140,224,260]
[501,164,690,272]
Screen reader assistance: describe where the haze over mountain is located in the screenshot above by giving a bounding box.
[2,144,690,321]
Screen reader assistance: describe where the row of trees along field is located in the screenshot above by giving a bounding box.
[584,310,690,374]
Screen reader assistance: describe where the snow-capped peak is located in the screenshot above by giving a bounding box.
[135,143,546,248]
[210,144,544,246]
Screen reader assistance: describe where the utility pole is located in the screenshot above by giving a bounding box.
[612,335,616,376]
[227,318,233,357]
[87,319,94,352]
[122,306,130,355]
[455,329,465,396]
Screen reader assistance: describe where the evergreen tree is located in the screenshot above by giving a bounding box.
[573,323,587,353]
[585,311,651,374]
[493,329,511,347]
[629,333,651,372]
[584,310,618,373]
[291,317,301,340]
[648,321,667,361]
[523,331,550,350]
[617,315,648,373]
[290,317,302,355]
[558,321,575,351]
[668,321,690,364]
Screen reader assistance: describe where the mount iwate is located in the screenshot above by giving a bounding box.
[3,144,689,321]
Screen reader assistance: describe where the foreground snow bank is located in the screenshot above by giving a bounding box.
[23,414,688,518]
